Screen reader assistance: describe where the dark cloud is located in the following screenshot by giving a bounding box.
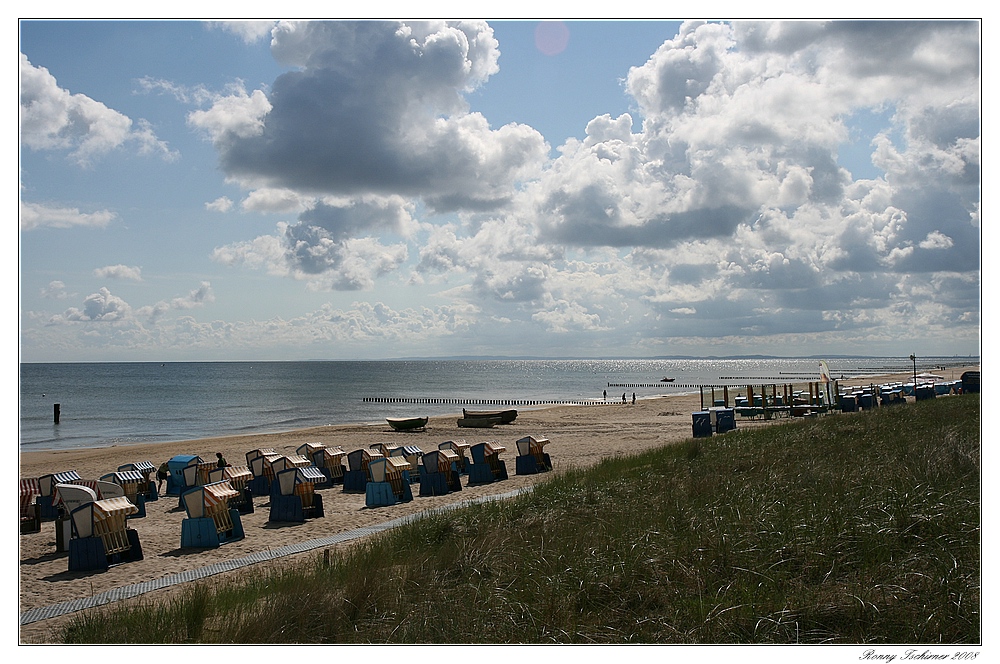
[205,20,547,212]
[648,297,847,338]
[541,187,755,248]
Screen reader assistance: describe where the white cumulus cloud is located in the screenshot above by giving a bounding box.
[20,201,117,230]
[94,264,143,281]
[20,53,175,165]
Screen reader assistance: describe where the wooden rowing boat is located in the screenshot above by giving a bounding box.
[462,408,517,424]
[386,416,428,432]
[457,416,500,429]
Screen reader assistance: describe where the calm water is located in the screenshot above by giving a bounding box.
[19,358,969,452]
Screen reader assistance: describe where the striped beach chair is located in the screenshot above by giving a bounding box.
[393,445,424,483]
[370,442,401,458]
[515,435,552,475]
[68,496,143,572]
[312,445,346,483]
[116,461,158,501]
[19,479,41,534]
[418,449,463,496]
[438,440,471,474]
[245,448,278,495]
[180,460,218,491]
[266,455,312,497]
[99,470,151,517]
[295,442,326,460]
[343,448,382,492]
[207,465,255,514]
[365,456,413,507]
[37,470,82,519]
[51,483,100,552]
[270,467,326,522]
[468,441,508,484]
[180,480,245,547]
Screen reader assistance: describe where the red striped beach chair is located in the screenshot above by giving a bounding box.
[208,465,254,513]
[180,480,245,547]
[515,435,552,474]
[20,479,41,534]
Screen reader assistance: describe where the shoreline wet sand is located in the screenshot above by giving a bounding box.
[18,367,978,643]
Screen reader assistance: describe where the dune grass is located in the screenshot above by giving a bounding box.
[60,394,980,644]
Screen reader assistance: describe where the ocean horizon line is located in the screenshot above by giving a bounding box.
[20,353,982,365]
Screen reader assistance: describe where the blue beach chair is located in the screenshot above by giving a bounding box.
[68,497,143,572]
[270,467,326,522]
[365,456,413,507]
[180,480,246,548]
[468,441,508,484]
[515,435,552,475]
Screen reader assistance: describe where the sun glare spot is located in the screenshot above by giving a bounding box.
[535,21,570,56]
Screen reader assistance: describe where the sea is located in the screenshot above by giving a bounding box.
[18,357,975,452]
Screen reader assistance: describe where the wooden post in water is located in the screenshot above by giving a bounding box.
[53,403,60,424]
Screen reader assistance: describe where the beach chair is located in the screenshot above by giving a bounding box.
[710,407,736,433]
[344,448,382,492]
[365,456,413,507]
[370,442,402,458]
[266,455,312,498]
[438,440,470,474]
[208,465,255,514]
[468,441,508,484]
[180,481,246,548]
[691,411,712,438]
[19,479,41,534]
[312,446,346,484]
[52,483,99,551]
[395,445,424,484]
[68,497,143,572]
[63,479,125,501]
[246,448,277,468]
[249,452,283,495]
[515,435,552,475]
[270,467,326,522]
[296,442,326,459]
[37,470,82,520]
[166,455,203,497]
[117,461,158,501]
[294,443,332,486]
[245,448,278,495]
[99,470,152,517]
[418,449,462,496]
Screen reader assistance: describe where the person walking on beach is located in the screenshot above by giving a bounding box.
[622,392,626,404]
[632,392,636,405]
[603,390,607,402]
[156,461,169,493]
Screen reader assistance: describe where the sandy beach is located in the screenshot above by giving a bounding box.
[17,368,977,644]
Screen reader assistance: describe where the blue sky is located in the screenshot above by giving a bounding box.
[18,20,981,361]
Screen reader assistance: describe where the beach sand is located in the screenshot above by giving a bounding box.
[17,368,977,643]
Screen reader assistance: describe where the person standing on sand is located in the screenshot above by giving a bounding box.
[632,392,636,405]
[603,390,607,402]
[622,393,626,403]
[157,461,169,493]
[216,452,228,468]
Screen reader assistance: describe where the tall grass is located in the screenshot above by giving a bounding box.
[62,395,980,644]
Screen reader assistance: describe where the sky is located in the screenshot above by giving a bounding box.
[18,19,982,362]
